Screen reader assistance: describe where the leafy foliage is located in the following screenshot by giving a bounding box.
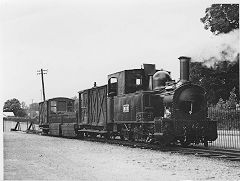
[226,87,238,109]
[190,59,239,105]
[200,4,239,35]
[216,88,238,109]
[216,98,227,109]
[3,98,27,117]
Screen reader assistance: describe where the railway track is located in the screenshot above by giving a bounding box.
[177,147,240,161]
[26,130,240,162]
[74,136,240,162]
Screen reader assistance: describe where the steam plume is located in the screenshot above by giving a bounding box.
[190,29,239,67]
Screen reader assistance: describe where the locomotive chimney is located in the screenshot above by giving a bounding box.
[178,56,191,82]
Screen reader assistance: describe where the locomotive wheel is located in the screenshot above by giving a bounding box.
[133,127,140,142]
[124,131,130,141]
[120,135,124,140]
[180,127,190,147]
[204,140,208,147]
[92,133,98,138]
[132,133,138,142]
[180,139,191,147]
[160,122,174,146]
[120,128,133,141]
[123,131,133,141]
[145,135,153,143]
[133,127,148,142]
[42,128,49,135]
[179,134,190,147]
[77,132,84,139]
[104,133,110,139]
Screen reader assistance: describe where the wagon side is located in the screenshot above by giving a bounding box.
[78,85,108,136]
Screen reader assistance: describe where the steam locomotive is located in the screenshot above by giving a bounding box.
[39,56,217,147]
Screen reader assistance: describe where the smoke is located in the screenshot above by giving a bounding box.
[190,29,239,67]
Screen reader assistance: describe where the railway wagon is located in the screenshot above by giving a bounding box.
[39,97,78,137]
[78,85,108,137]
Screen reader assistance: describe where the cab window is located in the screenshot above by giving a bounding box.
[57,101,67,112]
[50,101,57,114]
[108,77,117,97]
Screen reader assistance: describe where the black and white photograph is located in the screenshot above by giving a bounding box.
[1,0,239,180]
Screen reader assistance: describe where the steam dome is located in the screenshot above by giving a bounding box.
[153,71,172,90]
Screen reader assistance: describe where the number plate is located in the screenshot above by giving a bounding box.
[123,104,129,112]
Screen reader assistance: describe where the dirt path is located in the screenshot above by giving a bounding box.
[3,132,240,180]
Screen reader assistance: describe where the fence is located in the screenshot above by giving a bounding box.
[208,107,240,149]
[3,121,29,132]
[3,117,39,132]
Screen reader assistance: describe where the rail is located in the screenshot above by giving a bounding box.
[68,136,240,162]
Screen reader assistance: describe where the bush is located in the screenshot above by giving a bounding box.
[215,87,238,110]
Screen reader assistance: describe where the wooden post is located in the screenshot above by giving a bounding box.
[41,69,46,101]
[37,69,47,102]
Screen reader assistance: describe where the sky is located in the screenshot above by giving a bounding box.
[0,0,239,106]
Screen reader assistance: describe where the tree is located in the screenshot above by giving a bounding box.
[215,88,238,109]
[21,101,28,110]
[3,98,27,117]
[29,103,39,111]
[190,61,219,104]
[226,87,238,109]
[216,97,226,109]
[199,4,239,104]
[190,60,239,105]
[200,4,239,35]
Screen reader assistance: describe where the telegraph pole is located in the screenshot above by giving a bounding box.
[37,69,47,101]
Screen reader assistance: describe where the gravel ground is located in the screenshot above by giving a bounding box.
[3,132,240,181]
